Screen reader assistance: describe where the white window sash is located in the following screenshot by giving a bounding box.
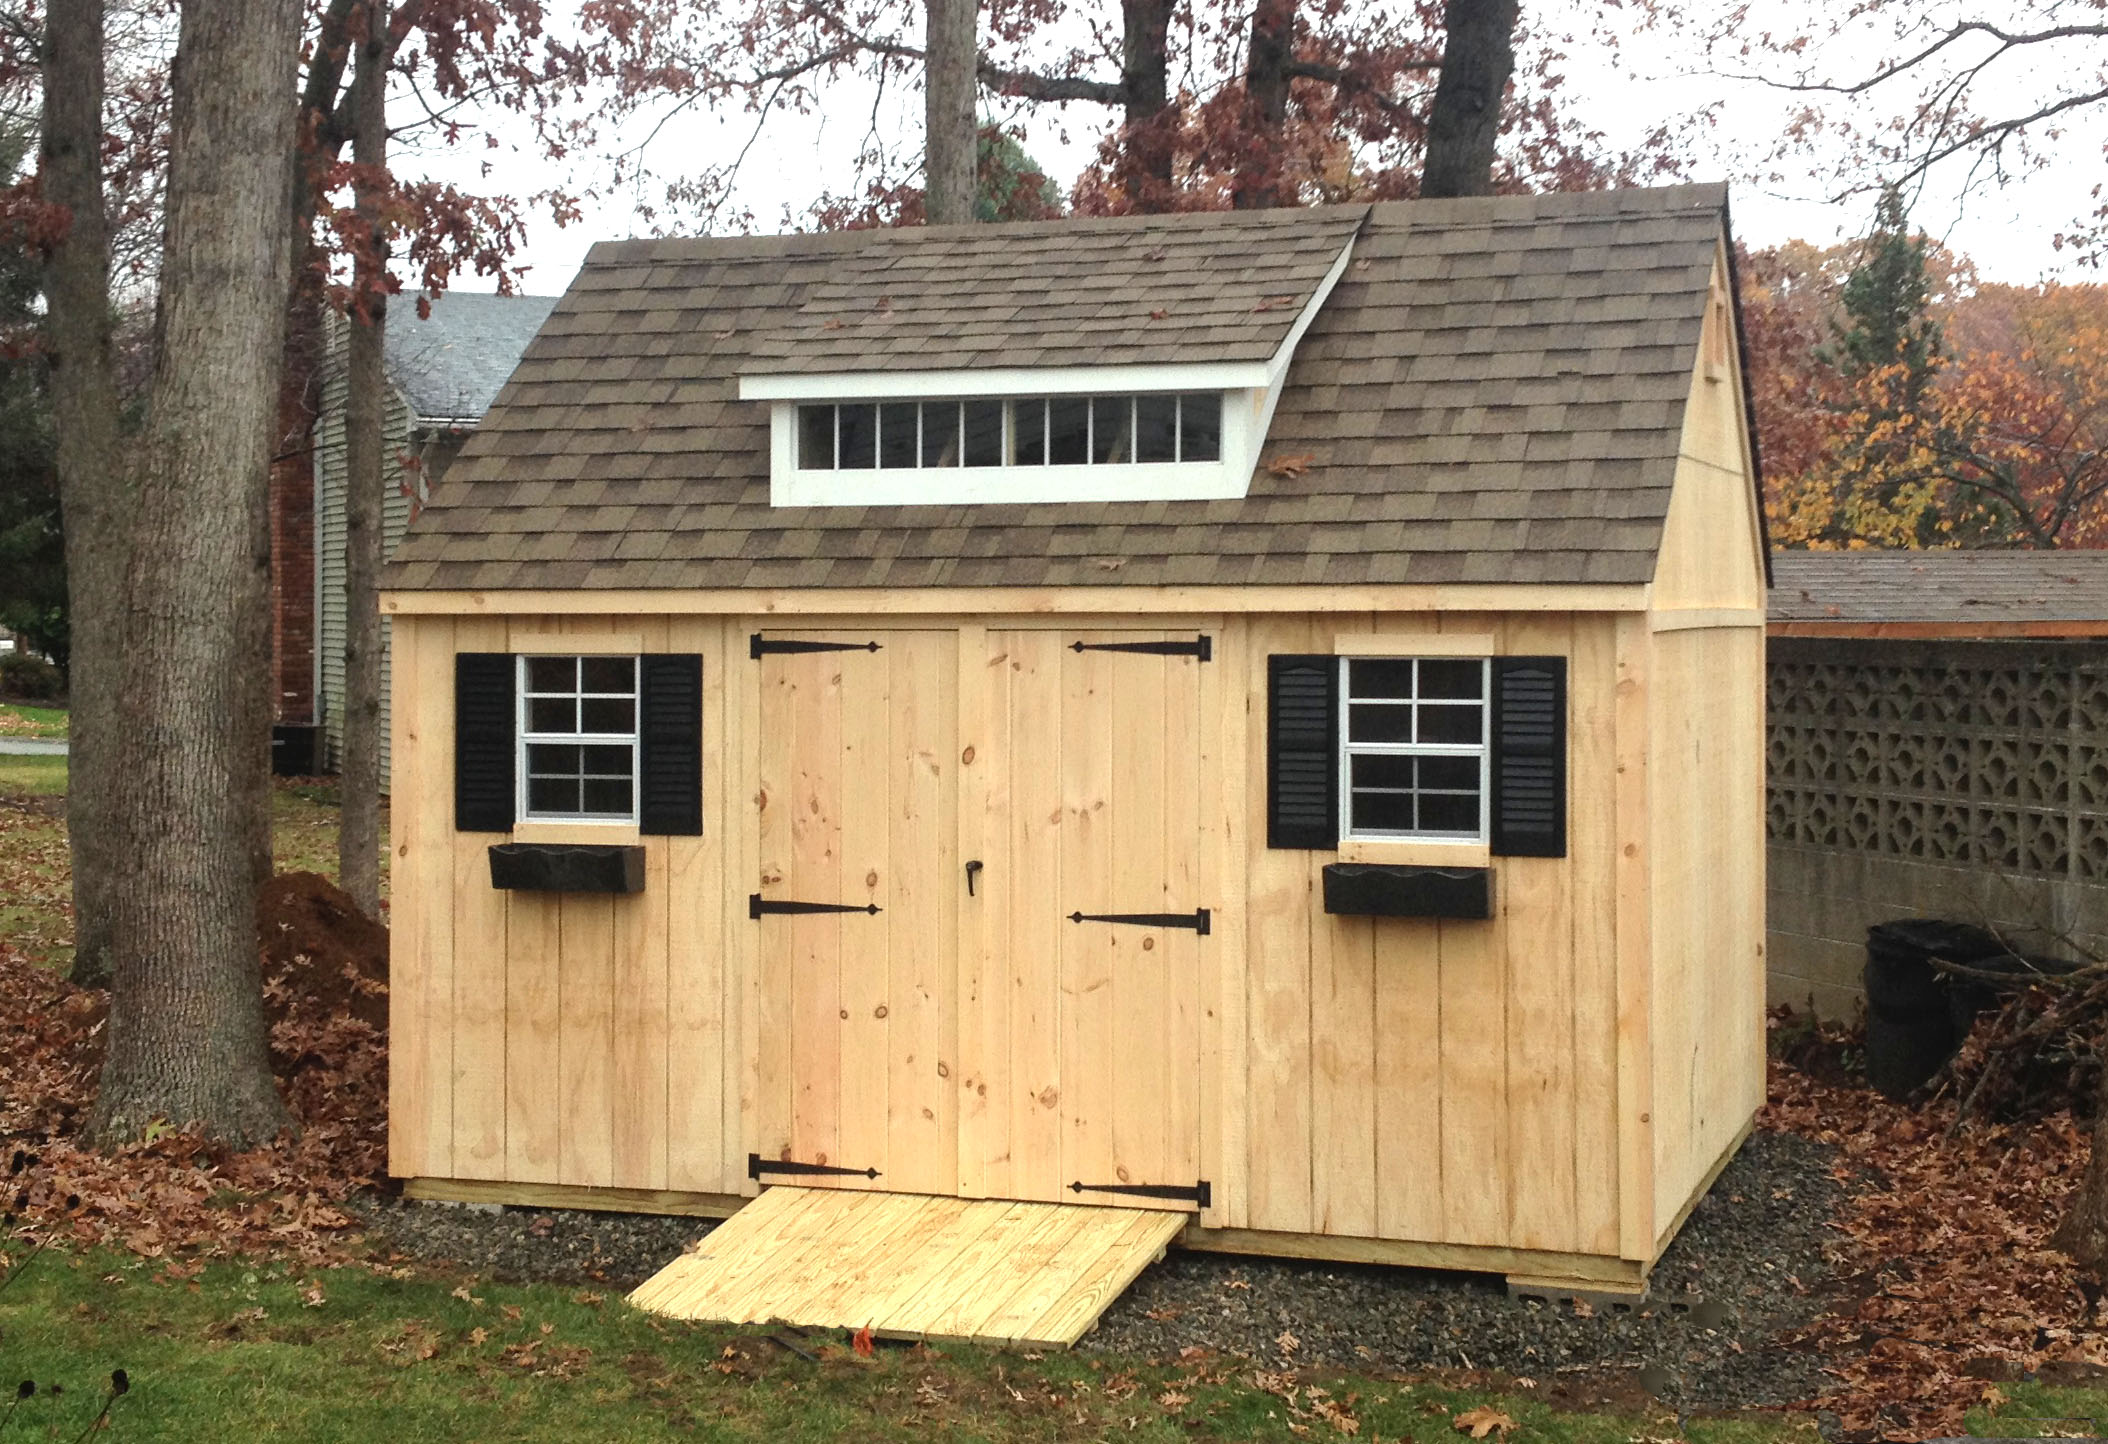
[1337,656,1492,844]
[516,654,642,826]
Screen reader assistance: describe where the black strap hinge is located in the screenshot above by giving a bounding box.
[749,1153,881,1181]
[751,634,882,659]
[750,895,883,919]
[1069,1179,1212,1208]
[1068,908,1211,936]
[1071,635,1211,661]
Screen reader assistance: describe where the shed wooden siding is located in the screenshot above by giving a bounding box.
[386,605,1752,1266]
[387,612,742,1194]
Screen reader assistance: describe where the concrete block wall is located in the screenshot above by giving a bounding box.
[1767,841,2108,1020]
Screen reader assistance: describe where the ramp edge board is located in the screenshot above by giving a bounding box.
[627,1187,1186,1348]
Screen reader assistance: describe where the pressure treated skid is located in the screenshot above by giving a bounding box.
[627,1186,1187,1346]
[382,192,1768,1308]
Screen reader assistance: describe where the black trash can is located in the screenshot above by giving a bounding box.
[1862,919,2009,1098]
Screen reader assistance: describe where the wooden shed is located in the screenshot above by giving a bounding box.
[380,183,1769,1336]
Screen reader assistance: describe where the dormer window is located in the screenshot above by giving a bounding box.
[794,394,1222,472]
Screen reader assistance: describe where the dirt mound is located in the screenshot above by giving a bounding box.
[258,871,388,1029]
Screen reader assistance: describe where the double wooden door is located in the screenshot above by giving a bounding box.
[753,628,1208,1209]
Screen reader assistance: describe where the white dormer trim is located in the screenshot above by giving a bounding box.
[744,230,1359,509]
[741,361,1270,402]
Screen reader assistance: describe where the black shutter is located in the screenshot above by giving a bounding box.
[639,654,704,836]
[1492,656,1566,857]
[1268,654,1339,849]
[455,652,516,833]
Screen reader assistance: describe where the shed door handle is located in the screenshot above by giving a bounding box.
[965,860,983,896]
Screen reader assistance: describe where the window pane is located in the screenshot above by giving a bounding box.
[1010,398,1045,465]
[964,400,1004,466]
[1420,755,1481,790]
[583,778,633,815]
[1092,396,1132,464]
[1346,702,1414,744]
[580,656,634,693]
[1419,793,1479,833]
[921,401,960,467]
[879,402,918,469]
[1351,790,1415,832]
[1178,393,1221,462]
[798,405,835,469]
[527,743,580,775]
[1135,394,1177,462]
[528,697,576,734]
[1048,396,1089,465]
[1418,704,1482,745]
[528,776,580,814]
[1419,659,1483,700]
[837,403,877,468]
[581,743,633,775]
[1349,659,1416,700]
[526,655,574,692]
[580,697,633,733]
[1350,754,1418,790]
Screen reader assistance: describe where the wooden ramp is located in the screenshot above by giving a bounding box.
[627,1187,1187,1348]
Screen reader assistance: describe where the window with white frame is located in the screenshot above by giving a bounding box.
[794,393,1222,471]
[518,655,639,823]
[1339,657,1490,842]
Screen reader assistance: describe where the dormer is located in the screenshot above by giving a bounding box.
[735,207,1365,507]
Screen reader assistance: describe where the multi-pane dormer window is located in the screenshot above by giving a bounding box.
[795,394,1222,471]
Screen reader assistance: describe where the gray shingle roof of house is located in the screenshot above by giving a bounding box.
[385,183,1732,593]
[1769,550,2108,624]
[385,291,559,424]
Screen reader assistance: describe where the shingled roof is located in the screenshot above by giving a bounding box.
[386,183,1734,593]
[1770,550,2108,627]
[384,291,559,424]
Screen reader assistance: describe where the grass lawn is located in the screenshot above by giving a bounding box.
[0,758,386,970]
[0,701,68,739]
[0,1251,1806,1444]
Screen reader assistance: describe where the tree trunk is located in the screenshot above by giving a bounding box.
[1419,0,1516,199]
[1232,0,1294,211]
[89,0,303,1147]
[2056,1050,2108,1273]
[1115,0,1174,210]
[339,0,387,917]
[923,0,975,224]
[41,0,129,990]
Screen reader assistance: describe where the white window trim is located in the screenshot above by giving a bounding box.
[745,232,1360,508]
[516,653,642,827]
[1337,655,1492,848]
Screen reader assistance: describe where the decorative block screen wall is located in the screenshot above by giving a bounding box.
[1767,638,2108,886]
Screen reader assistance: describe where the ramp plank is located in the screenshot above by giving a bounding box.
[628,1187,1185,1349]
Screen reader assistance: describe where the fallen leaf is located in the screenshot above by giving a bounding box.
[451,1286,484,1307]
[1277,1329,1301,1354]
[1255,293,1299,312]
[1265,452,1316,479]
[1452,1405,1518,1439]
[1570,1296,1595,1319]
[1158,1389,1190,1410]
[852,1325,876,1358]
[1148,308,1170,320]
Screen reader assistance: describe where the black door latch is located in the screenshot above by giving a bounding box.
[965,859,983,896]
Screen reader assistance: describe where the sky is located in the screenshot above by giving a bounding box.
[398,1,2105,299]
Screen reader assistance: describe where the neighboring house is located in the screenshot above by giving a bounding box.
[379,185,1768,1329]
[310,291,557,783]
[1767,550,2108,1018]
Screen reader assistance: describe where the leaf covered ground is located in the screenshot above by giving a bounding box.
[0,760,2103,1439]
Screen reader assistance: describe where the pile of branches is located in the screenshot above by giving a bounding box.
[0,909,387,1264]
[1940,958,2108,1125]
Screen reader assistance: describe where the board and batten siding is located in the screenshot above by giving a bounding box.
[314,358,417,787]
[387,603,1764,1274]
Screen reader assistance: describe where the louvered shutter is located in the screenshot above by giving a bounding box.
[1491,656,1566,857]
[639,654,704,836]
[1268,654,1339,849]
[455,652,516,833]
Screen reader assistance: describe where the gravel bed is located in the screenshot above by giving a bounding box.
[1086,1130,1842,1413]
[361,1130,1841,1413]
[361,1197,707,1291]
